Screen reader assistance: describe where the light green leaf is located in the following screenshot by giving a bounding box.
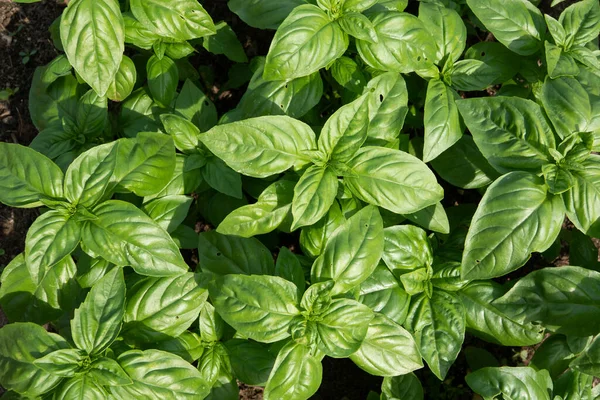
[71,90,108,137]
[199,116,316,178]
[263,341,322,400]
[54,375,108,400]
[209,274,300,342]
[423,79,461,163]
[358,264,410,324]
[344,146,444,214]
[107,55,137,102]
[82,200,188,276]
[350,313,422,376]
[119,87,161,137]
[458,281,544,346]
[25,211,80,285]
[311,205,384,295]
[130,0,216,40]
[382,225,432,274]
[0,143,64,208]
[71,268,125,354]
[198,231,275,275]
[0,323,69,397]
[363,72,408,141]
[404,202,450,235]
[356,11,435,74]
[33,348,86,377]
[122,273,207,343]
[466,0,544,55]
[300,201,345,258]
[540,76,591,139]
[202,157,243,199]
[542,164,575,195]
[141,195,192,233]
[381,373,424,400]
[111,132,177,197]
[559,0,600,48]
[466,367,553,400]
[494,266,600,336]
[160,113,201,153]
[60,0,124,96]
[87,357,132,386]
[111,350,210,399]
[275,247,306,296]
[462,172,564,280]
[147,55,179,108]
[291,166,338,230]
[545,41,580,79]
[418,2,466,64]
[331,56,367,94]
[338,12,378,43]
[405,290,465,380]
[149,332,204,363]
[449,59,502,91]
[64,142,117,207]
[175,79,218,132]
[563,155,600,238]
[264,5,348,81]
[456,97,555,173]
[199,302,225,343]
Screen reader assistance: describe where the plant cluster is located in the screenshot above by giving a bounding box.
[1,0,600,398]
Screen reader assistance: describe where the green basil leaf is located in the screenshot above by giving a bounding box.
[107,55,137,102]
[76,254,114,289]
[130,0,216,40]
[123,12,158,49]
[319,93,370,162]
[382,225,432,274]
[82,200,188,276]
[64,142,117,207]
[363,72,409,141]
[175,79,218,132]
[29,126,78,163]
[0,323,69,397]
[275,247,307,296]
[71,268,125,354]
[545,14,567,46]
[199,302,225,343]
[60,0,124,96]
[237,57,323,119]
[458,281,544,346]
[356,11,435,74]
[419,2,465,65]
[119,87,162,137]
[570,335,600,376]
[292,166,338,230]
[25,211,81,285]
[338,12,378,43]
[54,375,108,400]
[545,41,580,79]
[141,195,192,233]
[147,55,179,108]
[123,273,207,343]
[264,5,348,81]
[344,147,444,214]
[144,332,202,364]
[559,0,600,48]
[160,113,201,153]
[111,349,210,399]
[456,97,555,173]
[300,200,345,258]
[29,68,79,131]
[540,76,591,139]
[466,367,553,400]
[466,0,544,55]
[228,0,308,30]
[350,313,422,376]
[112,132,177,197]
[217,180,295,238]
[404,202,450,235]
[494,266,600,336]
[464,42,521,85]
[359,264,410,324]
[264,341,322,400]
[202,157,243,199]
[530,334,588,379]
[71,90,108,137]
[225,339,276,386]
[33,348,86,377]
[423,79,462,162]
[563,155,600,238]
[197,343,231,387]
[449,59,501,91]
[542,164,575,195]
[462,172,564,280]
[200,116,316,178]
[405,290,465,380]
[431,135,500,189]
[331,56,367,94]
[0,143,64,208]
[209,274,300,343]
[145,154,202,198]
[203,21,247,63]
[315,299,373,357]
[381,373,424,400]
[553,369,593,400]
[198,231,275,275]
[87,357,132,386]
[311,205,384,295]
